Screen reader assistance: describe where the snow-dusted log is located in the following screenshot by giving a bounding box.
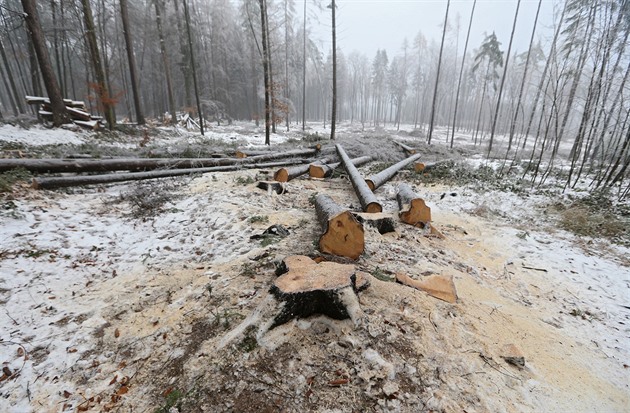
[235,149,273,158]
[274,157,333,182]
[393,140,417,155]
[32,159,309,190]
[397,183,431,227]
[270,255,369,328]
[309,155,373,179]
[416,160,453,174]
[0,148,319,174]
[315,194,364,259]
[335,145,382,213]
[365,153,422,191]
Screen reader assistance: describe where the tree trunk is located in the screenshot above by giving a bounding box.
[21,0,69,126]
[120,0,144,125]
[315,194,365,259]
[259,0,271,145]
[183,0,204,135]
[274,157,332,182]
[154,0,176,124]
[427,0,450,144]
[302,0,307,130]
[32,159,310,190]
[450,0,476,148]
[80,0,115,129]
[488,0,520,157]
[330,0,337,140]
[0,39,25,115]
[365,153,422,191]
[309,155,373,179]
[335,144,382,213]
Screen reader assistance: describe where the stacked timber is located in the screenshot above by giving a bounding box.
[26,96,103,130]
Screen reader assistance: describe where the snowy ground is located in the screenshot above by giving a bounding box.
[0,121,628,412]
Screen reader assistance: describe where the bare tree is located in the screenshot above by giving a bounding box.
[427,0,450,144]
[120,0,144,125]
[183,0,204,135]
[259,0,271,144]
[330,0,337,140]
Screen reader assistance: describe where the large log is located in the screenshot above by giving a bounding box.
[315,194,364,259]
[270,255,369,328]
[32,159,309,190]
[365,153,422,191]
[335,145,382,213]
[415,160,453,174]
[274,157,332,182]
[0,148,319,174]
[309,155,373,179]
[396,183,431,227]
[393,140,417,155]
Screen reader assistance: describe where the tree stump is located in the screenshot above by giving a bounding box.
[315,194,364,260]
[352,212,396,235]
[270,255,370,328]
[397,183,431,227]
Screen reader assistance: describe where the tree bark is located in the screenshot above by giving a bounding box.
[20,0,69,126]
[336,144,382,213]
[154,0,176,124]
[330,0,337,140]
[365,153,422,191]
[120,0,144,125]
[393,140,417,155]
[309,155,373,179]
[259,0,271,145]
[315,194,365,259]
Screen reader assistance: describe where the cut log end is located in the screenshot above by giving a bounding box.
[399,198,431,227]
[365,179,375,191]
[414,162,425,173]
[320,211,365,260]
[236,151,247,158]
[309,164,327,179]
[365,202,383,214]
[273,168,289,182]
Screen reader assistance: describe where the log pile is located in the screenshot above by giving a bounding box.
[26,96,104,130]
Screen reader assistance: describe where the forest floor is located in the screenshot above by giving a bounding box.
[0,120,629,413]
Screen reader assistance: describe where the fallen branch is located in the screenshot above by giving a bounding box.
[309,155,373,179]
[32,159,309,190]
[365,153,422,191]
[335,145,382,213]
[315,194,364,259]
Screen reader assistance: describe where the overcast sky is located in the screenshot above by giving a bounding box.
[308,0,561,59]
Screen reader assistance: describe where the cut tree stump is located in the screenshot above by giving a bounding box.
[365,153,422,191]
[351,212,396,235]
[274,157,333,182]
[315,194,364,260]
[256,181,286,194]
[309,155,373,179]
[335,145,382,213]
[393,140,417,155]
[395,272,458,304]
[397,183,431,227]
[270,255,370,328]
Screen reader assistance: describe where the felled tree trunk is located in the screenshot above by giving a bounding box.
[365,153,422,191]
[397,183,431,227]
[315,194,364,259]
[394,140,417,155]
[416,160,453,174]
[335,145,382,213]
[309,155,373,179]
[270,255,369,328]
[32,159,308,189]
[1,148,319,173]
[274,157,332,182]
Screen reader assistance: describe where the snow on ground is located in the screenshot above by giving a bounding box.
[0,124,86,147]
[1,122,628,412]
